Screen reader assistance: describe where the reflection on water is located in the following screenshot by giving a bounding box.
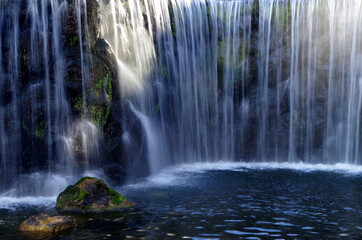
[0,162,361,239]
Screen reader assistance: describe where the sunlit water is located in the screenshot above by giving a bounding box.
[0,162,361,239]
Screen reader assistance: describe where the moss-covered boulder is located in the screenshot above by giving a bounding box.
[56,177,134,212]
[19,214,76,233]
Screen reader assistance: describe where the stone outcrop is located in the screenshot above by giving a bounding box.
[56,177,135,212]
[19,214,76,233]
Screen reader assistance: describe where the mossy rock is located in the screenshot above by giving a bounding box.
[19,214,76,233]
[56,177,134,212]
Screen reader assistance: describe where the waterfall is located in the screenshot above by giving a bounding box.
[99,0,254,165]
[0,0,76,195]
[129,103,166,174]
[0,2,21,189]
[99,0,362,167]
[0,0,362,195]
[74,0,101,168]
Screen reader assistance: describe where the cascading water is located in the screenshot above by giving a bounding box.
[0,0,361,196]
[73,0,101,169]
[99,0,361,169]
[285,0,362,164]
[98,0,166,174]
[102,0,361,169]
[98,0,255,168]
[0,1,21,190]
[0,0,101,196]
[0,0,80,195]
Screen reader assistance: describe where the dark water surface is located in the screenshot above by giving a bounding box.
[0,162,361,239]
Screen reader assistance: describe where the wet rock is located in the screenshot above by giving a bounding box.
[56,177,135,212]
[19,214,76,233]
[103,101,150,182]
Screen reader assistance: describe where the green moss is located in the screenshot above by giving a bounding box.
[94,73,112,95]
[96,179,105,185]
[34,121,47,139]
[76,176,96,185]
[69,36,78,47]
[62,185,76,195]
[97,179,125,205]
[95,77,105,91]
[57,178,92,209]
[74,95,83,112]
[112,195,124,205]
[109,187,125,205]
[76,102,105,128]
[73,73,113,128]
[55,185,77,209]
[104,105,111,126]
[89,73,113,127]
[87,105,104,128]
[56,177,132,212]
[78,189,90,201]
[108,187,118,196]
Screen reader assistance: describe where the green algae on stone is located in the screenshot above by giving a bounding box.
[56,177,134,212]
[78,189,89,201]
[69,36,78,47]
[73,73,113,128]
[33,121,47,139]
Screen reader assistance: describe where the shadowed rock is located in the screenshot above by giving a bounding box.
[19,214,76,233]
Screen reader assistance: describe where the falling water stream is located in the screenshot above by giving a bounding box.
[98,0,362,171]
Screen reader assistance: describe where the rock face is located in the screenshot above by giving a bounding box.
[56,177,135,212]
[19,214,76,233]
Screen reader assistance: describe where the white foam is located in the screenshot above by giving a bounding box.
[125,161,362,188]
[0,171,108,209]
[234,161,362,173]
[170,161,362,174]
[1,161,361,207]
[124,161,247,188]
[0,196,56,210]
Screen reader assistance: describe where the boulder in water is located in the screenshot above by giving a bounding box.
[19,214,76,233]
[56,177,134,212]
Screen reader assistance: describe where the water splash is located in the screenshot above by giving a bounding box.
[125,160,362,188]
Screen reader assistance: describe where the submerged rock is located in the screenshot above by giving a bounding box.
[56,177,134,212]
[19,214,76,233]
